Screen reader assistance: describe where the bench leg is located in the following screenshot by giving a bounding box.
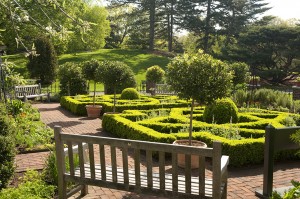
[47,93,50,102]
[23,96,27,102]
[80,184,88,196]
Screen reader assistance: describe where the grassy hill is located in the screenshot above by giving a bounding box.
[3,49,171,86]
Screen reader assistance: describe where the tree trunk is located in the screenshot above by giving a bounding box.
[189,98,195,146]
[149,0,156,51]
[113,87,116,113]
[203,0,212,53]
[93,82,96,106]
[168,0,174,52]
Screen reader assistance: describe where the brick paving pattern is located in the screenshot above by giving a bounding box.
[14,103,300,199]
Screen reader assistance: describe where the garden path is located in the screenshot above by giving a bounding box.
[14,103,300,199]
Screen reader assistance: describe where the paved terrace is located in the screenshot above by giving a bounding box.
[14,103,300,199]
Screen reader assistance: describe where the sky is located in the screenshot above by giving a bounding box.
[264,0,300,19]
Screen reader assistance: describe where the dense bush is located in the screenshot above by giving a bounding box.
[203,98,239,124]
[233,88,292,110]
[0,136,15,190]
[120,88,140,100]
[0,170,55,198]
[57,62,87,96]
[27,36,57,86]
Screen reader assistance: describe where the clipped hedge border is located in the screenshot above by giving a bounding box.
[102,108,299,167]
[60,95,190,116]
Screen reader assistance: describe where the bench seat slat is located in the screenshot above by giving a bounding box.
[64,164,226,198]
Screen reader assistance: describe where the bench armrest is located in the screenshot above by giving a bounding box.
[221,155,229,176]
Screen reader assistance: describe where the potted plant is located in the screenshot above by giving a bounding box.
[167,50,232,168]
[82,59,103,118]
[145,65,165,95]
[97,61,136,113]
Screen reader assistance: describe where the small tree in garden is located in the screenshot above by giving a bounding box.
[82,59,104,106]
[167,50,233,145]
[27,36,57,86]
[96,61,136,113]
[57,62,87,96]
[146,65,165,94]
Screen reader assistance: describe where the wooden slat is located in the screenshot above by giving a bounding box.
[67,142,75,176]
[111,146,117,183]
[172,152,178,193]
[78,143,85,178]
[212,141,222,199]
[60,133,213,157]
[99,144,106,181]
[146,150,153,188]
[122,146,129,190]
[88,144,95,179]
[159,151,165,190]
[199,156,205,196]
[185,154,191,194]
[134,148,141,192]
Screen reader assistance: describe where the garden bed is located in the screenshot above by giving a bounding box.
[60,94,190,116]
[102,107,300,167]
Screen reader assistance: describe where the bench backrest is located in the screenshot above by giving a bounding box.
[14,84,41,97]
[54,126,225,198]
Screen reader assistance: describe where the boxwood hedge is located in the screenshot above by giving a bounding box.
[60,95,190,116]
[102,107,300,167]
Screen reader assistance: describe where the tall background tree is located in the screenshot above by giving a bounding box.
[27,36,57,86]
[0,0,110,55]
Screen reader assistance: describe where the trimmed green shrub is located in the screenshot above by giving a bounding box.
[120,88,140,100]
[57,62,87,96]
[146,65,165,84]
[102,107,299,167]
[203,98,238,124]
[0,136,15,190]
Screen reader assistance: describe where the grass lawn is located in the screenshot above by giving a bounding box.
[4,49,171,90]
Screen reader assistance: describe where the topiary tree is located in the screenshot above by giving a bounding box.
[146,65,165,95]
[120,88,140,100]
[57,62,87,96]
[167,50,233,145]
[96,61,136,112]
[27,36,57,86]
[203,98,238,124]
[82,59,104,106]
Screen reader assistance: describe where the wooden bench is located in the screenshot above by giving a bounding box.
[54,126,229,199]
[14,83,50,102]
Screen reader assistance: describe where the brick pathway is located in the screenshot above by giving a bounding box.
[14,103,300,199]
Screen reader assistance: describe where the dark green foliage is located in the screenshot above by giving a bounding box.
[146,65,165,83]
[57,62,87,96]
[98,61,136,94]
[203,98,239,124]
[230,62,250,87]
[27,36,57,86]
[0,136,15,190]
[120,88,140,100]
[0,170,55,198]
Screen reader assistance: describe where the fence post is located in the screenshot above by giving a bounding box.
[54,125,67,199]
[263,125,276,197]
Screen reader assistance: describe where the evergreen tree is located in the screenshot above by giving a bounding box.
[27,36,57,86]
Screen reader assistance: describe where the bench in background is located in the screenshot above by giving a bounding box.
[54,125,229,199]
[14,83,50,102]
